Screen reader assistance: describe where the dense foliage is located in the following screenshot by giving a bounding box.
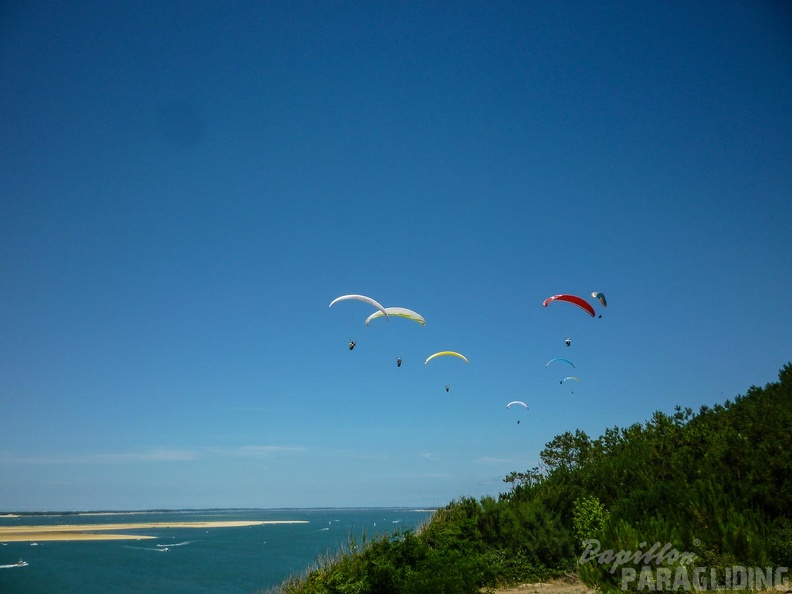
[267,364,792,593]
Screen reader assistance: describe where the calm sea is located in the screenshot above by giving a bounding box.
[0,508,435,593]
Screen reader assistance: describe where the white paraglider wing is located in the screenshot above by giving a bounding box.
[329,294,389,319]
[506,401,528,409]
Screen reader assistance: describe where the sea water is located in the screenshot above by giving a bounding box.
[0,508,435,594]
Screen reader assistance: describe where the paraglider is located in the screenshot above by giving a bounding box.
[565,338,572,347]
[561,376,580,393]
[330,295,385,351]
[329,294,390,320]
[546,358,575,368]
[591,291,606,317]
[425,352,468,393]
[591,292,607,307]
[365,307,425,326]
[424,351,469,365]
[542,294,596,318]
[507,401,528,424]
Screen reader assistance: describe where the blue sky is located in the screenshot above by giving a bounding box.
[1,1,790,511]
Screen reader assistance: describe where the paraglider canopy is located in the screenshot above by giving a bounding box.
[542,294,595,317]
[329,294,390,320]
[546,358,575,368]
[591,292,607,307]
[424,351,469,365]
[365,307,425,326]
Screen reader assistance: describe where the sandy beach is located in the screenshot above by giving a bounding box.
[0,520,308,542]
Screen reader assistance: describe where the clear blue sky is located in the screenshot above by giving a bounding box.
[1,1,790,511]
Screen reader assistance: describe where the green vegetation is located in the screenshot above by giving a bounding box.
[267,364,792,593]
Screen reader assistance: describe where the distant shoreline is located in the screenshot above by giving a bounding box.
[0,520,307,542]
[0,507,437,517]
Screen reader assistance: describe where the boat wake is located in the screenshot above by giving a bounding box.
[157,541,190,548]
[0,561,28,569]
[124,545,172,552]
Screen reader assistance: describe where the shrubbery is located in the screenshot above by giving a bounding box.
[268,364,792,593]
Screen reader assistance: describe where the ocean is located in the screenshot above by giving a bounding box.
[0,508,436,593]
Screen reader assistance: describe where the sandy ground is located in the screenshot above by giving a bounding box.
[488,578,595,594]
[0,520,307,542]
[487,578,792,594]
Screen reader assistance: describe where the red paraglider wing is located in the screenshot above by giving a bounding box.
[542,294,596,317]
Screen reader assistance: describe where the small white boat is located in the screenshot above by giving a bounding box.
[0,560,28,569]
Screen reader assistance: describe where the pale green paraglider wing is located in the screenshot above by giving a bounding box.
[506,401,528,409]
[329,294,389,319]
[562,376,581,383]
[424,351,469,364]
[365,307,425,326]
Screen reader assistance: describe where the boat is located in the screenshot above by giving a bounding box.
[0,560,28,569]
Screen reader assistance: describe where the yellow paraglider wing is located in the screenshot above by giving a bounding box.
[424,351,469,364]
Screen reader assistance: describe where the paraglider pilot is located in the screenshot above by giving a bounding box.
[349,340,356,350]
[445,385,450,392]
[565,338,571,347]
[396,357,402,367]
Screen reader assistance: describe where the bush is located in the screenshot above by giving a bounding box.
[572,495,608,550]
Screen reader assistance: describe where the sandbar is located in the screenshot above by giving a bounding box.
[0,520,308,542]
